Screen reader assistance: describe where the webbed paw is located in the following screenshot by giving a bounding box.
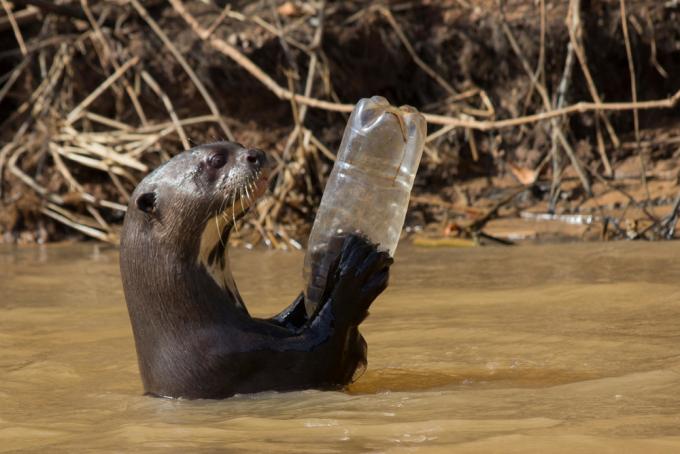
[324,234,393,327]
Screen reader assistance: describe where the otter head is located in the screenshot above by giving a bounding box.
[121,141,270,312]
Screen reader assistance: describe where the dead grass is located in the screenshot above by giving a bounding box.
[0,0,679,246]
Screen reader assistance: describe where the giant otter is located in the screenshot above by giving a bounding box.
[120,141,392,399]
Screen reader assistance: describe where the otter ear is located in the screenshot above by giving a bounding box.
[135,191,157,214]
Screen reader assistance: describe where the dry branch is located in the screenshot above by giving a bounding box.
[0,0,679,245]
[65,56,139,125]
[130,0,234,141]
[0,0,28,55]
[170,0,679,131]
[619,0,648,199]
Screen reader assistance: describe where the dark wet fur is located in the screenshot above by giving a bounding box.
[120,142,392,399]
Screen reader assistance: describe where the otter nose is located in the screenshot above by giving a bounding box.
[241,148,267,168]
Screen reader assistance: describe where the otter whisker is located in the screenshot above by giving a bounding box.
[233,188,245,233]
[231,190,237,229]
[239,187,246,214]
[215,213,225,248]
[249,176,257,196]
[217,194,230,248]
[248,173,259,202]
[218,195,228,220]
[244,184,251,205]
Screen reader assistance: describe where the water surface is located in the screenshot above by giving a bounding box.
[2,242,680,452]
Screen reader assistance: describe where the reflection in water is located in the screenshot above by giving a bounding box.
[347,367,602,395]
[2,242,680,452]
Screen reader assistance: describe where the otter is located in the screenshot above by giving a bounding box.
[119,141,392,399]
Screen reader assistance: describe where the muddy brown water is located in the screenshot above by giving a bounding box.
[2,242,680,452]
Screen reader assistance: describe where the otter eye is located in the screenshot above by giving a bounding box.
[208,153,227,169]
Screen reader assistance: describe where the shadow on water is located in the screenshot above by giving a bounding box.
[347,367,601,394]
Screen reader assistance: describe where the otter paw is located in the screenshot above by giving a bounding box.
[328,234,393,326]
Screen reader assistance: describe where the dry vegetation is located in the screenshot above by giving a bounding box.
[0,0,679,247]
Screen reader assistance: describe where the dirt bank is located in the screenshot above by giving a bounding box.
[0,0,679,246]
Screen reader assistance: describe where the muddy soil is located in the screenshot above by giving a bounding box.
[0,0,678,246]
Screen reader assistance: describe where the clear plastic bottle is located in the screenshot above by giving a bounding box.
[303,96,427,316]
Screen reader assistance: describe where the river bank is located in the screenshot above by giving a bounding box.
[1,0,678,246]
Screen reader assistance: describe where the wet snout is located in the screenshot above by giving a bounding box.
[239,148,269,172]
[236,147,271,200]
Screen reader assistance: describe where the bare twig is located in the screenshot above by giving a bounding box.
[378,6,456,97]
[83,112,133,131]
[0,0,28,55]
[41,205,112,242]
[12,0,112,25]
[140,70,190,150]
[523,0,545,111]
[0,58,29,105]
[645,10,668,79]
[566,0,619,164]
[2,0,679,245]
[426,92,680,129]
[8,147,63,204]
[170,0,680,131]
[130,0,234,140]
[219,7,311,53]
[0,5,40,33]
[467,186,528,232]
[81,0,148,126]
[549,1,579,206]
[498,0,591,195]
[620,0,648,199]
[65,56,139,125]
[663,192,680,239]
[205,4,232,38]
